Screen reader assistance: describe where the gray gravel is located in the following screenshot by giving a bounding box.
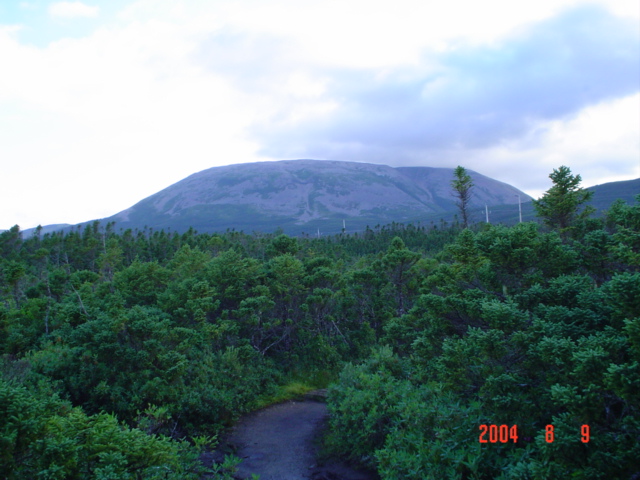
[222,398,376,480]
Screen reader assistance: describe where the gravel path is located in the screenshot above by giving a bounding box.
[219,395,376,480]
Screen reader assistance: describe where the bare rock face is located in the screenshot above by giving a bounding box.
[106,159,532,234]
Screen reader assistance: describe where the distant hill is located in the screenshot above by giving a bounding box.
[477,178,640,226]
[586,178,640,213]
[19,162,638,237]
[103,160,531,235]
[15,224,73,237]
[29,224,72,235]
[479,178,640,226]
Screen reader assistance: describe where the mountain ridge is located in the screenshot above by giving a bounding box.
[106,160,531,234]
[16,161,639,236]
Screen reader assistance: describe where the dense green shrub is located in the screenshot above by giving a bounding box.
[0,377,203,480]
[326,202,640,479]
[2,195,639,478]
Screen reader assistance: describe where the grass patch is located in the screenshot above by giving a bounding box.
[252,381,315,410]
[252,370,335,410]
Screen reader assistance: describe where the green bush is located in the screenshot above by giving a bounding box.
[0,377,203,480]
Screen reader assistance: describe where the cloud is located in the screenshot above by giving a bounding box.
[49,2,99,19]
[252,5,639,166]
[479,93,640,197]
[1,0,638,229]
[0,12,258,229]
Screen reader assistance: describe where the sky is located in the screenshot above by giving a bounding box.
[1,0,639,230]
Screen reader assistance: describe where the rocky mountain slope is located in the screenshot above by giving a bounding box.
[105,160,531,234]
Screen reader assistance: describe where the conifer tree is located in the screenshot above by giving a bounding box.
[451,166,474,229]
[533,165,594,232]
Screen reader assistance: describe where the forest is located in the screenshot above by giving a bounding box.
[1,167,639,479]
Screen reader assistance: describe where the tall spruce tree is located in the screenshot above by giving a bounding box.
[533,165,594,232]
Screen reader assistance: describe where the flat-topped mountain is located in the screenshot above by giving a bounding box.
[105,160,531,234]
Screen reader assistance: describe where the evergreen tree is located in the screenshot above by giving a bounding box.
[533,166,594,233]
[451,166,474,229]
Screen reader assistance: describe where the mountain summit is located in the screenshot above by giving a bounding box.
[105,160,531,234]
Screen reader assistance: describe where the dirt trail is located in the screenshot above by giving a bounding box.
[216,393,376,480]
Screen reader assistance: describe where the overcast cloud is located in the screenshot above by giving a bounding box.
[0,0,638,230]
[253,5,639,168]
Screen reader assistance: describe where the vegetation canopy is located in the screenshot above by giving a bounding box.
[1,168,638,479]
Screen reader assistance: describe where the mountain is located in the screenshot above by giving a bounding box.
[29,224,73,235]
[104,160,531,235]
[486,177,640,225]
[586,178,640,212]
[17,162,639,237]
